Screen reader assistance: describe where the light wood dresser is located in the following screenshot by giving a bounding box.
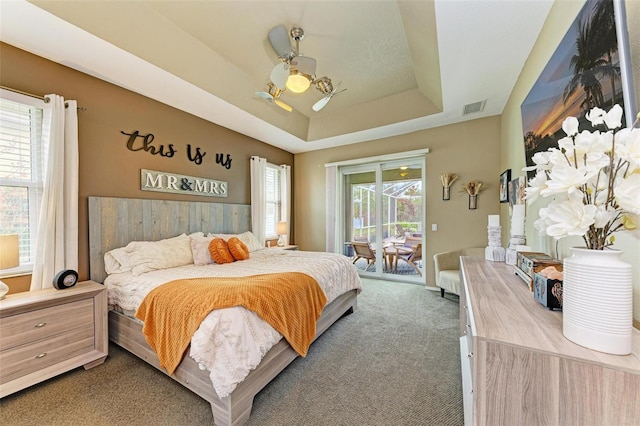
[0,281,108,398]
[460,257,640,426]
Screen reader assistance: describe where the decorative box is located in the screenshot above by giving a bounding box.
[533,273,563,310]
[513,252,562,290]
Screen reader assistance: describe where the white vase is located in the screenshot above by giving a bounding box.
[562,247,633,355]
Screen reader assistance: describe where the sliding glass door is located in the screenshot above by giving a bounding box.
[341,157,425,283]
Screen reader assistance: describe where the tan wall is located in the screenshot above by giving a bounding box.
[0,42,293,288]
[500,0,640,324]
[294,116,502,288]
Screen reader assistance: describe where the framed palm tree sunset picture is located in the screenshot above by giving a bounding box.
[520,0,637,181]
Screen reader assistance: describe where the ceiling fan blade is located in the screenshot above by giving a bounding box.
[255,91,274,101]
[268,25,293,58]
[274,99,293,112]
[270,63,289,89]
[292,56,316,76]
[312,95,331,112]
[332,88,347,97]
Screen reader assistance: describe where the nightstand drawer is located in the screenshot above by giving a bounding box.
[0,324,95,384]
[0,299,94,351]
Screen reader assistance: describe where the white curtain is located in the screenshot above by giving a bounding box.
[31,95,78,290]
[250,156,267,246]
[279,164,291,245]
[325,165,338,252]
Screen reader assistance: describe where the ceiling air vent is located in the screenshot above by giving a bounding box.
[462,100,486,115]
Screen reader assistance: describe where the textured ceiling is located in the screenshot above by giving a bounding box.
[1,0,554,154]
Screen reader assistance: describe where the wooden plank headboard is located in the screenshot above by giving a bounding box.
[88,196,251,283]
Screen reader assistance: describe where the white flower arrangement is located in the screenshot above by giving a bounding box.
[525,104,640,250]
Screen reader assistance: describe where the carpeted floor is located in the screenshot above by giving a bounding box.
[0,278,463,426]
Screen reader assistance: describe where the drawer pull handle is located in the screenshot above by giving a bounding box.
[35,322,47,328]
[467,352,474,358]
[35,352,47,359]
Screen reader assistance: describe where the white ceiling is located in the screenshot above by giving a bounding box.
[0,0,554,154]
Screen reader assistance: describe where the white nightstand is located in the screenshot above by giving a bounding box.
[0,281,108,398]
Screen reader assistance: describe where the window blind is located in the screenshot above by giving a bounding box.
[264,164,281,238]
[0,98,44,264]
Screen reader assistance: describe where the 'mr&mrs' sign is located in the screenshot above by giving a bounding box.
[141,169,227,198]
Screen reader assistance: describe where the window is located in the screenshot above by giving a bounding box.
[264,164,282,238]
[0,93,45,273]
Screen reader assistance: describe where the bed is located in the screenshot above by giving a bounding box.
[88,196,361,425]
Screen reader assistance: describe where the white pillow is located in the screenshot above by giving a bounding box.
[128,234,194,276]
[190,234,214,266]
[239,231,264,252]
[104,247,132,274]
[209,231,263,252]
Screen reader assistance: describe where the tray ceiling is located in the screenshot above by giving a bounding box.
[1,0,553,153]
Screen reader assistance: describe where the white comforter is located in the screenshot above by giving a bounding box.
[105,248,361,398]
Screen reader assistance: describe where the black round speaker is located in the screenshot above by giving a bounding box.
[53,269,78,290]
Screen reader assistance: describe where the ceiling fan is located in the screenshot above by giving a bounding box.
[259,25,345,112]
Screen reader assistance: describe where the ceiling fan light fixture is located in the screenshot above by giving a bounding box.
[267,82,282,98]
[315,77,333,94]
[265,24,344,110]
[286,70,311,93]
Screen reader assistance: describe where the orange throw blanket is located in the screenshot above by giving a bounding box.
[135,272,327,375]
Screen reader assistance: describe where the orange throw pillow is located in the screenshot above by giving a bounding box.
[228,237,250,261]
[209,238,235,264]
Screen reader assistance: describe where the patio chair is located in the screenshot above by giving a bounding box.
[403,235,421,250]
[396,241,423,276]
[386,236,422,275]
[351,241,386,271]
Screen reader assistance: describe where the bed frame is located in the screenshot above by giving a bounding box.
[88,196,358,425]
